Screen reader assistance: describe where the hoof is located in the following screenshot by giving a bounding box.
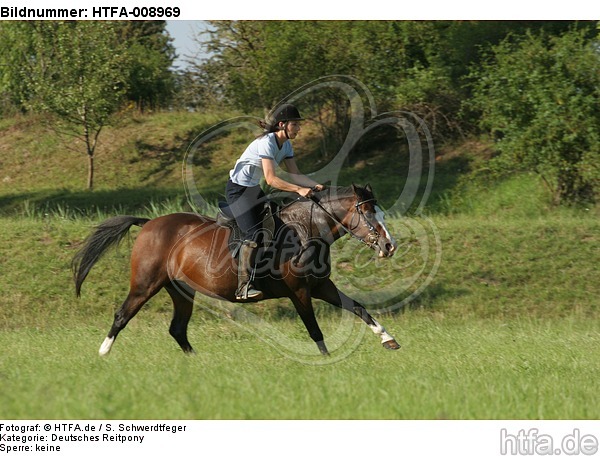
[316,341,330,356]
[382,339,400,350]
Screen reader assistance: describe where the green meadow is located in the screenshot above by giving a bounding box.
[1,113,598,419]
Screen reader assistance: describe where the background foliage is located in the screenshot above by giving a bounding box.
[1,20,599,203]
[469,28,600,204]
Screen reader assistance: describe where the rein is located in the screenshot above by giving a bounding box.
[270,188,381,248]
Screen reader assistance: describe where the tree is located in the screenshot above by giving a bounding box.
[6,21,130,190]
[0,22,35,115]
[118,21,177,112]
[469,28,600,204]
[189,21,586,146]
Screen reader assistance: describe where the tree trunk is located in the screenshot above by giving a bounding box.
[87,153,94,190]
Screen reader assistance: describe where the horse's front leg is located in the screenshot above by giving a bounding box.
[312,279,400,350]
[289,287,329,356]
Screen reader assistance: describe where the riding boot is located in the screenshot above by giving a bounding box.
[235,240,263,301]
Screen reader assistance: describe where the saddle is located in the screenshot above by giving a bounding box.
[216,200,278,258]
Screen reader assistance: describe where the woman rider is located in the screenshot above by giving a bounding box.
[226,104,324,301]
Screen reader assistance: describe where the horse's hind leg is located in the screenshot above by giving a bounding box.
[165,282,196,354]
[99,286,161,356]
[312,279,400,350]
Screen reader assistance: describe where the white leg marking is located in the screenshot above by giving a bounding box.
[369,318,395,343]
[99,337,114,356]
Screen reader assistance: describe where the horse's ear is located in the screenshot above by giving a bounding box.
[365,183,373,194]
[351,183,359,194]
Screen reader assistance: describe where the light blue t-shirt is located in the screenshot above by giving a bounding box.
[229,133,294,187]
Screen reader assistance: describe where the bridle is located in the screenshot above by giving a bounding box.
[348,198,381,247]
[307,194,381,249]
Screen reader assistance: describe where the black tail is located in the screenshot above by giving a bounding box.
[72,215,150,297]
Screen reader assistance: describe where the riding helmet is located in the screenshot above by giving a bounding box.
[268,104,303,126]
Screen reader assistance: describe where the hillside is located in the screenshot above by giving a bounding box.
[1,110,422,214]
[1,110,597,220]
[0,112,232,215]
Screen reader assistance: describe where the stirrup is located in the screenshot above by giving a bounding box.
[236,283,263,301]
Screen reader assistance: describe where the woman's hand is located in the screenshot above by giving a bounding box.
[296,187,314,198]
[297,184,325,198]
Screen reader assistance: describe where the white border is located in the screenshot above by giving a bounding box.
[2,0,599,20]
[2,420,600,455]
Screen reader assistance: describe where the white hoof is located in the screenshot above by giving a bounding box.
[99,337,114,356]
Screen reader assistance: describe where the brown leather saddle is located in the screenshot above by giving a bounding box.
[215,201,277,258]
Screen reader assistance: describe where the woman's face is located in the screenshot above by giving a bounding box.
[285,121,301,139]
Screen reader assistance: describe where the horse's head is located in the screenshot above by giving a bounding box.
[341,184,397,258]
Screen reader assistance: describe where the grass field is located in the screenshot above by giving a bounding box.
[1,111,599,421]
[0,213,598,419]
[1,315,599,420]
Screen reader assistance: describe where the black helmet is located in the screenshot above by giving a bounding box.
[267,104,303,126]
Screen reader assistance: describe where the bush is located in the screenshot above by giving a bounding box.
[469,28,600,205]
